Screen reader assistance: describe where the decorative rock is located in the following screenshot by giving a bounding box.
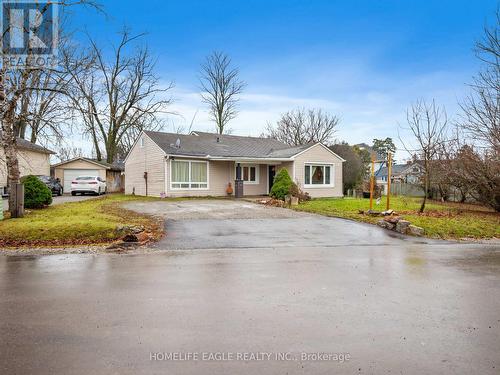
[381,209,394,216]
[116,225,144,234]
[384,216,401,224]
[367,210,382,216]
[377,220,395,230]
[408,224,424,237]
[122,234,139,243]
[396,220,411,234]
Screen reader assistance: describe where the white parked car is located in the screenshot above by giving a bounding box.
[71,176,107,196]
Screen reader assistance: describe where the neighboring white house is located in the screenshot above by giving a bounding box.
[375,161,424,195]
[354,142,387,172]
[0,138,54,196]
[124,131,345,198]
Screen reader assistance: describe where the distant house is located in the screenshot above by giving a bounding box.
[354,142,386,172]
[1,137,54,196]
[124,130,345,198]
[52,157,125,193]
[375,161,423,195]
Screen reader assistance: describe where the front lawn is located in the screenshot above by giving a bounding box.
[0,194,163,247]
[294,196,500,240]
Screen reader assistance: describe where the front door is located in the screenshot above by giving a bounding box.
[268,165,276,194]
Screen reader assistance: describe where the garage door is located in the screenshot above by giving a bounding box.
[63,169,100,192]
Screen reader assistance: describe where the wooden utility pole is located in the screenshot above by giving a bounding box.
[369,154,375,210]
[386,152,392,210]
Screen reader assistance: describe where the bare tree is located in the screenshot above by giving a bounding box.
[401,99,448,212]
[55,146,85,162]
[1,1,102,216]
[116,116,166,158]
[266,108,340,146]
[199,51,246,134]
[455,8,500,211]
[63,29,173,163]
[460,9,499,151]
[13,65,72,144]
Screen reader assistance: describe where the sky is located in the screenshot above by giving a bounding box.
[66,0,497,161]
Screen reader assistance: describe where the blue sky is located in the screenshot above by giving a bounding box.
[68,0,497,160]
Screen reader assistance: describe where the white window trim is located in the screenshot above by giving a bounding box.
[234,164,260,185]
[304,162,335,188]
[170,159,210,191]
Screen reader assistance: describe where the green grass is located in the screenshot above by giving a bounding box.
[0,194,163,247]
[294,196,500,240]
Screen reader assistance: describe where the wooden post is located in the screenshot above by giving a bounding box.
[11,183,24,218]
[369,154,375,210]
[386,152,392,210]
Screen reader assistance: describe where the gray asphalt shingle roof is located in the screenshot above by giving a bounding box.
[266,143,313,158]
[53,157,124,171]
[375,164,406,177]
[144,131,296,159]
[17,138,54,154]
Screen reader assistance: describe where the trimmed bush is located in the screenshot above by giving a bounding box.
[270,168,293,200]
[21,175,52,209]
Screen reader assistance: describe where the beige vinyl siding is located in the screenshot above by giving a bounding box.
[231,163,268,196]
[166,159,233,197]
[125,133,166,196]
[0,148,51,188]
[293,144,343,198]
[278,161,294,180]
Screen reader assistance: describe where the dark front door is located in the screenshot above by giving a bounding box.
[268,165,276,194]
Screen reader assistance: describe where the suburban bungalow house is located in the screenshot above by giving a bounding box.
[376,161,423,195]
[125,131,345,198]
[1,137,54,196]
[52,157,125,193]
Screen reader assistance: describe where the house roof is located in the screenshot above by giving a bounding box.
[0,131,54,154]
[145,130,299,159]
[376,162,422,178]
[266,143,313,158]
[375,164,407,178]
[354,142,386,161]
[17,137,54,154]
[52,157,125,171]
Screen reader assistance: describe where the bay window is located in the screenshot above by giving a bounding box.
[304,164,333,187]
[171,160,208,189]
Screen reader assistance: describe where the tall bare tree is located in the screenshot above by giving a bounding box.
[455,8,500,211]
[266,108,340,146]
[0,1,102,216]
[199,51,246,134]
[460,9,499,151]
[63,30,173,163]
[13,64,72,144]
[401,99,448,212]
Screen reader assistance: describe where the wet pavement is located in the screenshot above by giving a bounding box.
[1,200,499,374]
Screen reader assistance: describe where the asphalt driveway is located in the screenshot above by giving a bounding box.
[1,199,499,374]
[124,199,439,250]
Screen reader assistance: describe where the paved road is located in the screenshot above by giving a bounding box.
[2,194,102,211]
[1,200,499,374]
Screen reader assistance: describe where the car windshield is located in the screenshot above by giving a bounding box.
[76,176,96,181]
[37,176,50,182]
